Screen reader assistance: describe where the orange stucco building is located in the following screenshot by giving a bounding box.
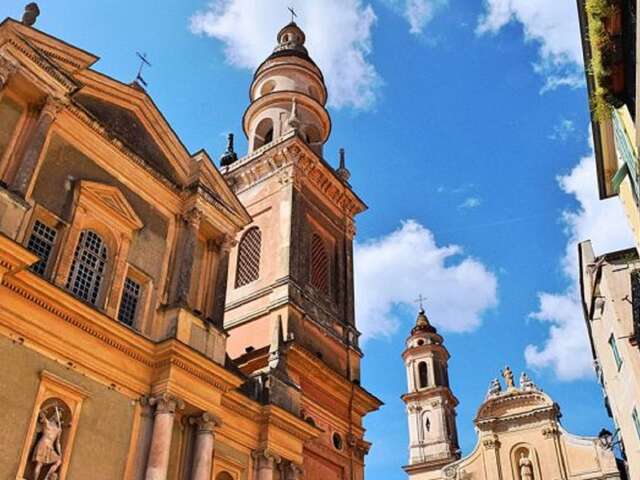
[0,6,380,480]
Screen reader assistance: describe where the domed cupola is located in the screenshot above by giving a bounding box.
[243,20,331,156]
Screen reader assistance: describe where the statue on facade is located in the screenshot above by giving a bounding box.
[519,452,534,480]
[31,406,64,480]
[486,378,502,397]
[502,366,515,390]
[519,371,536,390]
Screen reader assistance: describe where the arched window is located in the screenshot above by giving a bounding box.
[216,473,234,480]
[235,227,261,288]
[418,361,428,389]
[66,230,108,305]
[254,118,274,149]
[310,233,329,295]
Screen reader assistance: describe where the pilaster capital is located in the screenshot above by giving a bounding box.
[139,395,155,418]
[189,412,222,434]
[40,95,68,119]
[182,207,203,229]
[286,461,304,480]
[0,55,19,87]
[218,233,238,253]
[252,448,282,466]
[149,393,185,415]
[542,424,561,438]
[482,435,501,449]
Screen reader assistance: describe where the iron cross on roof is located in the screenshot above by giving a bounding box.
[288,6,297,22]
[135,52,151,87]
[414,294,426,311]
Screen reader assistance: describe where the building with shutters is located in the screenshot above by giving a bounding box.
[401,309,622,480]
[576,1,640,477]
[0,6,380,480]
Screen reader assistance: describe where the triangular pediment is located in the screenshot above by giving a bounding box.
[79,181,143,231]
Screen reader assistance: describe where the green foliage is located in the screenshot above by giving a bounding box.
[585,0,617,120]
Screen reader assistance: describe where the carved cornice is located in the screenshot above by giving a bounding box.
[224,136,366,219]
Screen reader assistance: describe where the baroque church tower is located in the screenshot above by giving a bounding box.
[220,20,381,479]
[402,308,460,476]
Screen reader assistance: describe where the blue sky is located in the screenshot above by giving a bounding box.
[3,1,635,478]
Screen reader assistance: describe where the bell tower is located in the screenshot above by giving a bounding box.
[402,308,460,476]
[220,18,381,480]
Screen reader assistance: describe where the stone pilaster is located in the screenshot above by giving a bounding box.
[189,412,220,480]
[10,96,65,197]
[280,461,303,480]
[210,234,235,328]
[132,396,155,480]
[145,393,184,480]
[171,208,202,307]
[252,449,281,480]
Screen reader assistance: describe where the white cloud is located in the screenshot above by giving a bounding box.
[384,0,448,34]
[549,118,576,142]
[354,220,498,341]
[476,0,585,92]
[525,148,634,380]
[459,197,482,209]
[190,0,380,110]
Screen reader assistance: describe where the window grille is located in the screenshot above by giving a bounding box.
[632,270,640,345]
[66,230,107,305]
[633,407,640,440]
[310,234,329,295]
[235,227,261,288]
[609,334,624,371]
[26,220,57,275]
[118,277,141,327]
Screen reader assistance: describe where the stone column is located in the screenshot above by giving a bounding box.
[171,208,202,307]
[145,393,184,480]
[10,96,65,197]
[252,449,281,480]
[189,412,220,480]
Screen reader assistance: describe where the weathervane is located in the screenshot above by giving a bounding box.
[135,52,151,87]
[414,294,426,311]
[288,6,297,22]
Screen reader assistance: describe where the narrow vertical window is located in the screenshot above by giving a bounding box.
[609,334,623,371]
[118,277,141,327]
[633,407,640,441]
[235,227,261,288]
[26,220,57,275]
[66,230,107,305]
[418,361,428,389]
[310,233,329,295]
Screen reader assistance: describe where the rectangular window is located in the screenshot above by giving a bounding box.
[609,334,623,371]
[118,277,141,327]
[26,220,57,276]
[633,407,640,441]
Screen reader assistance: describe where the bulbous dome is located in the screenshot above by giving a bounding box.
[242,21,331,156]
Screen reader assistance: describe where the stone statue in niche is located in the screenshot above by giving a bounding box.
[519,452,534,480]
[27,400,70,480]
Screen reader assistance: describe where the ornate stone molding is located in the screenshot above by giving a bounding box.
[218,233,238,253]
[252,448,282,466]
[40,95,68,119]
[149,393,184,415]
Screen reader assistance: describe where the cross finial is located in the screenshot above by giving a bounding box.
[135,52,152,87]
[414,294,426,311]
[288,6,297,22]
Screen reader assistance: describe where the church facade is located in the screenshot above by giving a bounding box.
[402,309,622,480]
[0,7,379,480]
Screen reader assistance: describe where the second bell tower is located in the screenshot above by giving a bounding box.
[402,308,460,476]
